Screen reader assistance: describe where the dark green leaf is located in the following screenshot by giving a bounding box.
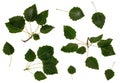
[97,38,112,48]
[69,7,84,21]
[33,34,40,40]
[100,45,115,56]
[40,25,54,34]
[105,69,114,80]
[85,56,99,70]
[34,71,46,81]
[36,10,48,25]
[23,4,37,22]
[25,49,36,62]
[64,26,76,39]
[68,65,76,74]
[6,16,25,33]
[89,34,103,43]
[92,12,105,29]
[42,57,58,66]
[76,46,86,54]
[37,46,54,60]
[61,43,78,53]
[43,65,58,75]
[3,42,14,55]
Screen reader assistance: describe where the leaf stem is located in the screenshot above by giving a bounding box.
[56,9,68,13]
[9,56,12,67]
[29,62,42,67]
[34,25,40,33]
[111,61,115,69]
[29,22,32,33]
[75,38,86,45]
[91,1,97,12]
[21,36,33,42]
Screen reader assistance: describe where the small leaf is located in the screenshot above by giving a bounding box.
[43,65,58,75]
[61,43,78,53]
[42,57,58,66]
[34,71,46,81]
[33,34,40,40]
[89,34,103,43]
[105,69,114,80]
[85,56,99,70]
[97,38,112,48]
[92,12,105,29]
[36,10,48,25]
[25,49,36,62]
[5,16,25,33]
[3,42,14,55]
[64,26,76,39]
[76,46,86,54]
[37,46,54,60]
[40,25,54,34]
[68,65,76,74]
[23,4,37,22]
[69,7,84,21]
[100,45,115,56]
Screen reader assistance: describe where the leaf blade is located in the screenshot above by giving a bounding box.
[34,71,46,81]
[64,25,76,39]
[89,34,103,43]
[105,69,114,80]
[76,46,86,54]
[68,65,76,74]
[40,25,54,34]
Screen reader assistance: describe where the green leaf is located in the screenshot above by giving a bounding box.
[33,34,40,40]
[105,69,114,80]
[61,43,78,53]
[97,38,112,48]
[23,4,37,22]
[34,71,46,81]
[100,45,115,56]
[25,49,36,62]
[76,46,86,54]
[64,26,76,39]
[36,10,48,25]
[5,16,25,33]
[92,12,105,29]
[40,25,54,34]
[37,46,54,60]
[42,57,58,66]
[68,65,76,74]
[89,34,103,43]
[69,7,84,21]
[85,56,99,70]
[43,65,58,75]
[3,42,14,55]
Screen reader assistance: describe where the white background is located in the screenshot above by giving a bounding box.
[0,0,120,82]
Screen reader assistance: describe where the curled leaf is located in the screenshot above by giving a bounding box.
[3,42,14,55]
[69,7,84,21]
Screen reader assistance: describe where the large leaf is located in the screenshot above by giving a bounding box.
[25,49,36,62]
[43,65,58,75]
[37,46,54,60]
[89,34,103,43]
[100,45,115,56]
[68,65,76,74]
[85,56,99,70]
[97,38,112,48]
[34,71,46,81]
[36,10,48,25]
[42,57,58,66]
[40,25,54,34]
[23,4,37,22]
[61,43,78,53]
[69,7,84,21]
[5,16,25,33]
[76,46,86,54]
[3,42,14,55]
[64,26,76,39]
[92,12,105,29]
[105,69,114,80]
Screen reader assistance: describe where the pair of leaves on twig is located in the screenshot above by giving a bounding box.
[25,45,58,81]
[5,4,54,41]
[69,7,105,29]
